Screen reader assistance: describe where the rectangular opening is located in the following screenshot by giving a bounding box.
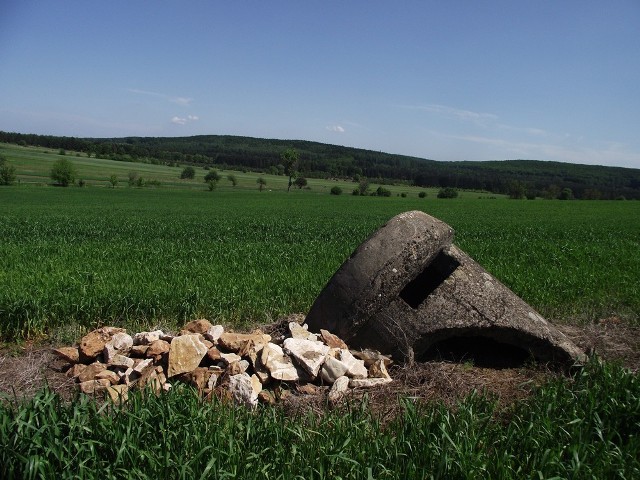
[399,251,460,309]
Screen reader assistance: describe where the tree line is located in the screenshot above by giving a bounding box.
[1,131,639,199]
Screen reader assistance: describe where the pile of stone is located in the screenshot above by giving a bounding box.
[52,319,393,407]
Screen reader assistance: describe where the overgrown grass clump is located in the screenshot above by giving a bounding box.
[0,360,638,479]
[1,188,639,340]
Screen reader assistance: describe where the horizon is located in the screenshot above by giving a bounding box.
[1,1,639,169]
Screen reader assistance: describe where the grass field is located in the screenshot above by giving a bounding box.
[1,182,638,341]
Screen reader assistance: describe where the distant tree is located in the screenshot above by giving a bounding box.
[559,188,574,200]
[128,171,139,187]
[77,178,86,187]
[418,191,427,198]
[0,156,17,185]
[543,184,561,199]
[50,158,76,186]
[58,148,66,156]
[294,176,307,189]
[136,177,144,188]
[375,186,391,197]
[180,166,196,179]
[227,174,238,187]
[109,174,118,188]
[583,188,602,200]
[280,148,299,192]
[330,186,342,195]
[204,170,221,183]
[357,178,370,196]
[257,176,267,191]
[437,187,458,199]
[507,181,526,199]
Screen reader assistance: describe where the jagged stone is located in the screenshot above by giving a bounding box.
[108,354,135,369]
[133,358,153,373]
[167,334,208,377]
[320,355,348,384]
[77,363,107,383]
[258,390,276,405]
[338,349,368,379]
[218,332,271,353]
[95,369,120,384]
[368,359,391,379]
[133,330,164,345]
[79,378,111,394]
[129,345,149,357]
[204,325,224,343]
[219,352,242,365]
[352,349,393,368]
[79,327,126,361]
[66,363,87,378]
[289,322,318,341]
[207,346,223,362]
[146,340,170,357]
[227,359,250,376]
[306,210,585,366]
[320,329,348,349]
[228,373,259,407]
[106,384,129,404]
[52,346,80,364]
[328,375,350,402]
[260,343,299,381]
[106,332,133,356]
[349,377,392,388]
[283,338,329,378]
[181,319,213,335]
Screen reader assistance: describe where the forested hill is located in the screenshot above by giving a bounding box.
[1,131,639,199]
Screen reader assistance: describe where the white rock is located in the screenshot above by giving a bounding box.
[339,349,368,379]
[204,325,224,343]
[219,352,242,364]
[207,373,219,390]
[283,338,329,378]
[227,359,250,375]
[328,376,350,402]
[368,359,391,379]
[320,355,349,384]
[133,330,164,345]
[228,373,259,407]
[349,377,392,388]
[110,332,134,352]
[260,343,299,381]
[108,354,135,369]
[288,322,318,341]
[167,334,208,378]
[133,358,153,374]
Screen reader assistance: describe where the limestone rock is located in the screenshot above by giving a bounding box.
[95,369,120,385]
[77,363,107,383]
[79,327,125,361]
[52,346,80,364]
[107,332,133,355]
[204,325,224,343]
[320,329,348,350]
[227,359,250,376]
[352,349,393,368]
[260,343,299,381]
[219,352,242,365]
[79,378,111,394]
[206,346,223,362]
[129,345,149,357]
[258,390,276,405]
[133,330,164,345]
[66,363,87,378]
[218,332,271,353]
[368,359,391,379]
[328,375,350,402]
[338,349,368,379]
[106,384,129,404]
[320,355,349,384]
[133,358,153,373]
[146,340,170,357]
[283,338,329,378]
[349,377,392,388]
[289,322,318,341]
[181,319,213,335]
[228,373,259,407]
[167,334,208,377]
[108,354,135,369]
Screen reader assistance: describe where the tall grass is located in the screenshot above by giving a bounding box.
[1,360,638,478]
[1,188,639,339]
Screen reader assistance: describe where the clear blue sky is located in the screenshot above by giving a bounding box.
[1,1,639,168]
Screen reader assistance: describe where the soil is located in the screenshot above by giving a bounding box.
[1,317,638,415]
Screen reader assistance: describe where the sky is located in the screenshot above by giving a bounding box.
[1,1,639,168]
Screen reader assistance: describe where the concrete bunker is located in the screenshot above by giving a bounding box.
[305,211,585,368]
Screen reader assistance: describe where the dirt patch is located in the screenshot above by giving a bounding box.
[1,318,638,412]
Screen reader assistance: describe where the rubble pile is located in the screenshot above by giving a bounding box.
[52,319,393,407]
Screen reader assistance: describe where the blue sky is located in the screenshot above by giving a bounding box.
[1,1,639,168]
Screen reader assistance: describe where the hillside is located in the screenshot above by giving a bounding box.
[1,131,639,199]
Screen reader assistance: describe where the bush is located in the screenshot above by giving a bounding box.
[180,166,196,179]
[204,170,221,183]
[375,186,392,197]
[418,191,427,198]
[0,156,16,186]
[400,192,407,198]
[50,158,76,187]
[352,188,360,196]
[294,177,308,189]
[437,187,458,199]
[227,174,238,187]
[330,186,342,195]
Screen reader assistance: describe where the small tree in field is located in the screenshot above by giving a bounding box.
[0,156,17,185]
[257,176,267,191]
[180,166,196,179]
[227,174,238,187]
[109,174,118,188]
[330,186,342,195]
[50,158,76,186]
[280,148,299,192]
[437,187,458,199]
[294,176,307,189]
